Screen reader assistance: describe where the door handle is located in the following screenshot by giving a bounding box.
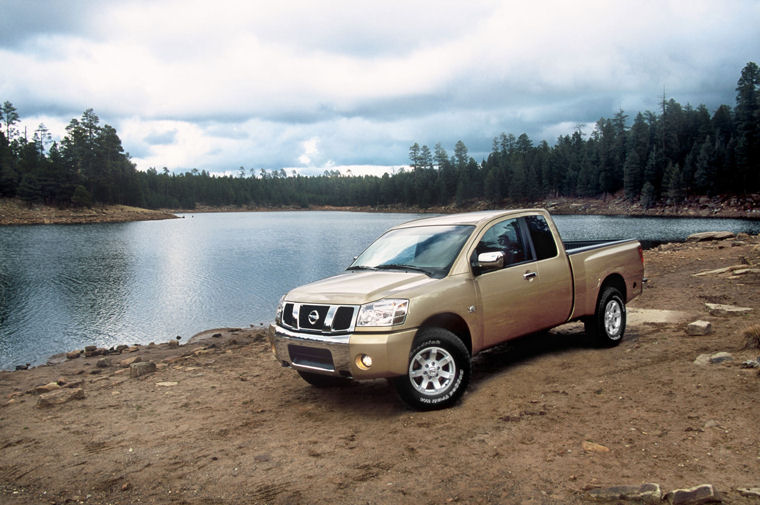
[523,271,538,280]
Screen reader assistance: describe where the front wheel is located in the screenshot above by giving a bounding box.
[393,328,471,411]
[584,286,626,347]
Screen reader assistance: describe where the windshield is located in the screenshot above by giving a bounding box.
[348,225,474,278]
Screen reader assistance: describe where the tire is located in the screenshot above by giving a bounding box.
[297,370,350,388]
[393,328,471,411]
[584,286,626,347]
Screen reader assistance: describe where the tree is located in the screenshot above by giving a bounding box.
[734,61,760,192]
[32,123,52,155]
[71,184,93,207]
[1,101,20,140]
[623,150,642,201]
[694,136,716,193]
[640,181,656,209]
[664,163,685,205]
[408,143,421,170]
[419,145,433,171]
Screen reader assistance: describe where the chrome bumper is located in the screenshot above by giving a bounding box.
[270,325,352,377]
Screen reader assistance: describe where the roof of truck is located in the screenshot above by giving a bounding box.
[393,209,545,229]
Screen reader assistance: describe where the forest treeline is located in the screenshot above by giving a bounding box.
[1,62,758,210]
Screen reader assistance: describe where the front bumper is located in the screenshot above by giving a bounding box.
[269,324,416,379]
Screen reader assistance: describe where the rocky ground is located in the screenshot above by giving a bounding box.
[0,199,177,226]
[1,234,760,505]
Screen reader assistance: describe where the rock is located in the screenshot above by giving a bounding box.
[116,344,129,352]
[84,347,107,357]
[709,352,733,364]
[687,231,734,242]
[36,387,85,408]
[686,320,712,336]
[96,357,111,368]
[732,268,760,275]
[156,381,178,387]
[737,488,760,498]
[35,382,61,394]
[693,265,749,277]
[212,333,223,338]
[740,360,760,369]
[84,345,97,352]
[705,303,753,316]
[120,356,142,368]
[167,339,179,348]
[582,440,610,453]
[587,483,661,503]
[665,484,720,505]
[66,350,82,360]
[130,361,157,378]
[15,364,29,371]
[694,352,734,365]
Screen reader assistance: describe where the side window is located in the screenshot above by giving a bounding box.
[474,218,528,267]
[525,215,558,260]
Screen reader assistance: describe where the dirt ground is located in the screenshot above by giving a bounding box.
[1,235,760,505]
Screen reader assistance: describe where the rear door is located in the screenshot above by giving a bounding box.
[524,215,573,327]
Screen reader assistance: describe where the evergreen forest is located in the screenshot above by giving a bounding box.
[1,62,759,211]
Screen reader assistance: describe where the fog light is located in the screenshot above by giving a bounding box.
[356,354,373,370]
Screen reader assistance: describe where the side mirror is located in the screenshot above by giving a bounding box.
[477,251,504,271]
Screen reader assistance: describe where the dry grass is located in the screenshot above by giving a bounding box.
[742,324,760,349]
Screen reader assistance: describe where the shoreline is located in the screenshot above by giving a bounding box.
[0,199,178,226]
[171,193,760,220]
[2,193,759,226]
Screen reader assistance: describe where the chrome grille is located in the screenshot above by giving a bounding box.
[281,303,358,334]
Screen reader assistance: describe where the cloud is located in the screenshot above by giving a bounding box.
[2,0,759,174]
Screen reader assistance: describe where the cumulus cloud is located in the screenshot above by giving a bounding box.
[2,0,758,173]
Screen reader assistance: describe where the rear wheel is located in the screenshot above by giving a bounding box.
[297,370,349,388]
[393,328,471,411]
[584,286,626,347]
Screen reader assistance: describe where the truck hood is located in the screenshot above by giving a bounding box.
[286,270,437,305]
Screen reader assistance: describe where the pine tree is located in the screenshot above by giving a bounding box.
[623,150,642,201]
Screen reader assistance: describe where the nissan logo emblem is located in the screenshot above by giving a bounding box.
[308,310,320,325]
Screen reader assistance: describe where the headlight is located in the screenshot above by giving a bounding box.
[357,299,409,327]
[275,295,286,324]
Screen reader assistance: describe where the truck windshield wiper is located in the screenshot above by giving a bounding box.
[374,264,433,276]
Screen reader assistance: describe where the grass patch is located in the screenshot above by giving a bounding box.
[742,324,760,349]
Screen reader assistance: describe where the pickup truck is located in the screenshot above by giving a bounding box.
[270,209,644,410]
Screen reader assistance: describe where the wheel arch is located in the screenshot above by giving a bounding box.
[417,312,472,355]
[599,273,627,302]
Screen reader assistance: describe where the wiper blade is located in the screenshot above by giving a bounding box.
[346,265,376,271]
[374,264,433,276]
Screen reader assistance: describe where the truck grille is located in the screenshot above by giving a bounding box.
[281,303,358,334]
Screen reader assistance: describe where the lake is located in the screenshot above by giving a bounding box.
[2,211,760,369]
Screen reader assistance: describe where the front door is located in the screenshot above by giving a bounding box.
[472,217,543,347]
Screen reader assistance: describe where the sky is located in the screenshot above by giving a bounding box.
[1,0,758,176]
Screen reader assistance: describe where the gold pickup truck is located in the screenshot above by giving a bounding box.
[270,209,644,410]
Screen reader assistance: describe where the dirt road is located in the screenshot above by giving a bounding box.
[1,235,759,504]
